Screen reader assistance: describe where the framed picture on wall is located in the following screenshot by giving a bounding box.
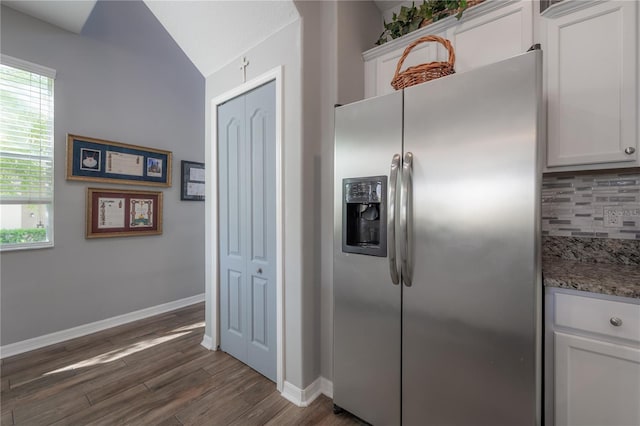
[86,188,163,238]
[181,160,205,201]
[67,134,172,187]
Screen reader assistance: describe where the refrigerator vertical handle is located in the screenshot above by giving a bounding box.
[388,154,401,285]
[400,152,413,287]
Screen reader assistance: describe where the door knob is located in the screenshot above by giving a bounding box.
[257,268,263,274]
[624,147,636,155]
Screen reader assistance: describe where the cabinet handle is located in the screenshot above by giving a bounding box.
[610,317,623,327]
[624,147,636,155]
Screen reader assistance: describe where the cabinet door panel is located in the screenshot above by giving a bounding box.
[447,0,533,73]
[555,332,640,426]
[545,1,638,167]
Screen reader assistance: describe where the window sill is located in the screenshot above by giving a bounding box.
[0,241,54,252]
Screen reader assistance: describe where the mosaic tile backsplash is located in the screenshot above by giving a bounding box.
[542,171,640,240]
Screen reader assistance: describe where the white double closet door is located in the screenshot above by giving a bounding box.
[217,81,276,381]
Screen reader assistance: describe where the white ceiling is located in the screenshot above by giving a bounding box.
[2,0,394,77]
[144,1,299,77]
[2,0,97,34]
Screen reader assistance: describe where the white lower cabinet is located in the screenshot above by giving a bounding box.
[547,289,640,426]
[554,332,640,426]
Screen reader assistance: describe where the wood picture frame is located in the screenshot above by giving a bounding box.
[86,187,163,238]
[180,160,205,201]
[67,134,172,187]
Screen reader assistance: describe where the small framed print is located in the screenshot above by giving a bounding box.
[130,198,154,228]
[181,160,205,201]
[146,158,163,178]
[80,148,101,171]
[86,188,163,238]
[67,134,172,187]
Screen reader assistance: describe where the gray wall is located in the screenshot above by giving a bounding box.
[318,0,382,383]
[295,0,381,389]
[296,0,382,389]
[296,0,325,389]
[0,3,205,346]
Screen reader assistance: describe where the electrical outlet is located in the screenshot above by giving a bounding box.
[603,206,640,227]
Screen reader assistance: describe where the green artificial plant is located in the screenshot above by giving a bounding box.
[376,0,470,45]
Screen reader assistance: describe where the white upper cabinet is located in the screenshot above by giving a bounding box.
[542,0,639,170]
[445,0,533,73]
[363,1,533,98]
[364,0,640,172]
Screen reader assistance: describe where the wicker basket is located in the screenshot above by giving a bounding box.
[390,35,456,90]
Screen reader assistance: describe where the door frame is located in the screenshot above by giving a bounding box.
[206,66,284,392]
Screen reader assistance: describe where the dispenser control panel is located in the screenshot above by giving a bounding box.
[342,176,387,257]
[345,181,383,203]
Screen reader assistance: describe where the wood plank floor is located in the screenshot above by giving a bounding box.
[1,303,362,425]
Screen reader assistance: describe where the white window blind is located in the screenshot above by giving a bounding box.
[0,58,54,205]
[0,55,55,250]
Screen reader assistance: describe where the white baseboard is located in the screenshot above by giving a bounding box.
[201,334,215,350]
[0,293,205,359]
[281,376,333,407]
[320,377,333,398]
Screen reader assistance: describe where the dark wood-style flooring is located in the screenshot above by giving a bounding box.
[1,302,361,425]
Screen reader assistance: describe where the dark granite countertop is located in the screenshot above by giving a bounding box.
[543,257,640,299]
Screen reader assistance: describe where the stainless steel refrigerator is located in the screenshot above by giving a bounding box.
[333,50,543,426]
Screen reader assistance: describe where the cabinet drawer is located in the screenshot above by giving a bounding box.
[555,293,640,343]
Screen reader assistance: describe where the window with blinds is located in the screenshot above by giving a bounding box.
[0,56,55,250]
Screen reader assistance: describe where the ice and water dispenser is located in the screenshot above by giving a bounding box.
[342,176,387,257]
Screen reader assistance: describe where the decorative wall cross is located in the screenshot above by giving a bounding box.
[240,56,249,83]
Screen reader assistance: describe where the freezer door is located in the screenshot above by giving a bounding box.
[402,51,542,425]
[333,91,403,425]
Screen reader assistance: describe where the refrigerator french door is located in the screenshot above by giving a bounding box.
[333,50,543,426]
